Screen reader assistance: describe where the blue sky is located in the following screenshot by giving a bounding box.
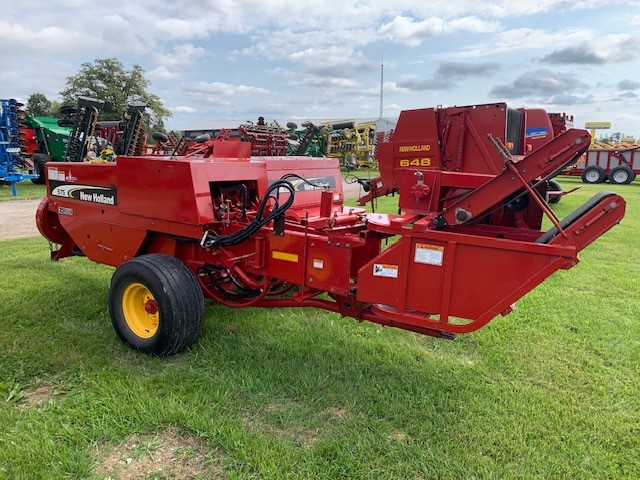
[2,0,640,136]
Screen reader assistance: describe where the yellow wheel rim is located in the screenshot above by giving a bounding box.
[122,282,159,339]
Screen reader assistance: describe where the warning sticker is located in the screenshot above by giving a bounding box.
[373,263,399,278]
[313,259,324,269]
[48,168,58,180]
[414,243,444,266]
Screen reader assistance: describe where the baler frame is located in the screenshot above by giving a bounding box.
[36,103,626,355]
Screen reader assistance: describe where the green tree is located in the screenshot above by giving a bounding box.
[49,100,61,116]
[26,93,53,116]
[60,58,171,129]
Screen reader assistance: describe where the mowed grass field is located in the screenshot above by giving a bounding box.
[0,182,46,201]
[0,176,638,479]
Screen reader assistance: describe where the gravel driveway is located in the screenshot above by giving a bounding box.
[0,199,41,241]
[0,180,367,242]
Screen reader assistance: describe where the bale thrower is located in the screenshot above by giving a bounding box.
[36,103,625,355]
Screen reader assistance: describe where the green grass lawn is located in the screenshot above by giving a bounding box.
[0,182,46,201]
[0,177,638,478]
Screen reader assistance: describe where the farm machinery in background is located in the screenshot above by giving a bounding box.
[285,121,329,157]
[322,120,378,169]
[174,118,382,168]
[0,98,38,195]
[164,119,294,158]
[561,125,638,185]
[61,97,148,162]
[36,100,625,356]
[95,102,148,157]
[558,121,638,184]
[9,97,149,192]
[147,131,181,155]
[238,117,289,156]
[562,143,639,184]
[20,116,73,183]
[232,117,379,167]
[356,104,576,208]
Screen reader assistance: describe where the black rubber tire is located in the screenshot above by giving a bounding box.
[31,154,50,185]
[59,105,77,115]
[57,117,74,127]
[286,122,298,130]
[108,254,205,356]
[581,166,606,184]
[152,132,169,143]
[609,165,634,184]
[547,179,562,204]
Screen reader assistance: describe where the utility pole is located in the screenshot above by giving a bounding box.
[379,54,384,119]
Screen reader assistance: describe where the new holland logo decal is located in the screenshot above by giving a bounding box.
[50,181,117,206]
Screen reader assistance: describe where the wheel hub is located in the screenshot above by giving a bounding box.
[122,282,159,338]
[586,171,598,181]
[613,171,627,183]
[144,299,158,315]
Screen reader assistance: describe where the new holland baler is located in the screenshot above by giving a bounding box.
[36,103,625,355]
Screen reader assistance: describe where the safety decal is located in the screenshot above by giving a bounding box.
[414,243,444,266]
[373,263,399,278]
[47,167,66,182]
[313,259,324,269]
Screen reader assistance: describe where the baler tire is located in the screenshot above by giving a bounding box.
[31,154,50,185]
[581,166,606,184]
[108,254,205,356]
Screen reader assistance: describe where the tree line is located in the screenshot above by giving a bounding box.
[596,132,637,144]
[25,58,171,132]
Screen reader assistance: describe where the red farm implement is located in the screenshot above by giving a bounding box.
[562,145,639,184]
[36,102,625,355]
[357,103,575,207]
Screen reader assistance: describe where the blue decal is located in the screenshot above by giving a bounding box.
[525,127,548,138]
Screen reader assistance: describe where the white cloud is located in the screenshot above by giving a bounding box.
[149,44,208,79]
[154,44,207,68]
[457,27,595,57]
[447,16,501,33]
[153,17,216,40]
[378,15,501,47]
[594,33,640,62]
[236,28,377,61]
[0,21,98,56]
[148,66,182,80]
[185,81,268,96]
[171,106,197,113]
[2,0,638,134]
[378,16,445,46]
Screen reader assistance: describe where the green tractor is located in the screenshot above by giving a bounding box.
[21,115,73,184]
